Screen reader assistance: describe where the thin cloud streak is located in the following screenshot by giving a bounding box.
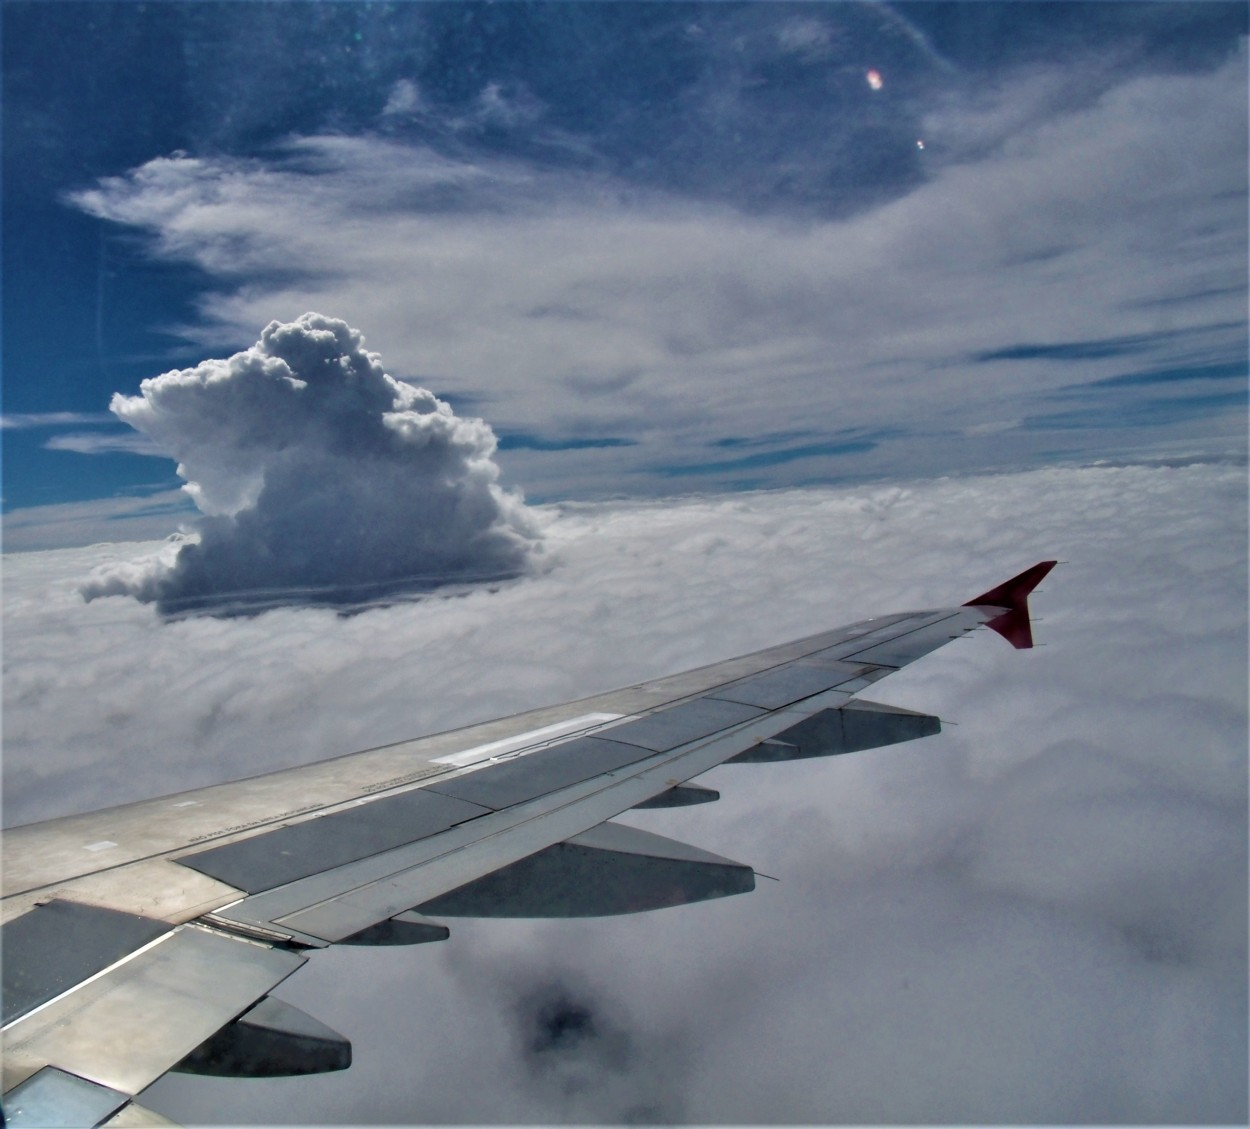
[1,411,115,429]
[44,431,165,456]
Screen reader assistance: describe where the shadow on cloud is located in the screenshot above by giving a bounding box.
[79,314,542,616]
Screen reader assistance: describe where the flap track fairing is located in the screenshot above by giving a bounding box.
[339,911,450,947]
[631,782,720,809]
[416,821,754,918]
[173,996,350,1078]
[728,699,941,762]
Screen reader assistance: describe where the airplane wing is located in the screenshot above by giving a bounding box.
[1,561,1056,1127]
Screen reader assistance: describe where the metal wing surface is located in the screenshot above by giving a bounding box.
[1,562,1056,1127]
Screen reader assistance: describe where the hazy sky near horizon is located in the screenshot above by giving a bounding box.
[3,1,1246,541]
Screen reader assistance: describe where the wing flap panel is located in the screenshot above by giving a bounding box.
[601,697,764,752]
[708,661,860,710]
[839,610,978,667]
[1,925,305,1097]
[425,737,654,810]
[176,788,490,893]
[1,901,171,1026]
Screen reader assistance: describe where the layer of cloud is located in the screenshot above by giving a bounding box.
[1,490,197,553]
[77,313,542,615]
[67,50,1248,497]
[4,461,1245,1122]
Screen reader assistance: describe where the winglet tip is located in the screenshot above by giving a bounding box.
[963,560,1058,649]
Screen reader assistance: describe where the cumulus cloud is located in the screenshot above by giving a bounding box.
[78,313,541,615]
[5,461,1244,1123]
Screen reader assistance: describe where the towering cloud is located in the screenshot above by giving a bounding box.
[80,314,541,614]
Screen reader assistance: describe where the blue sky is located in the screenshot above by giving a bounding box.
[2,1,1246,542]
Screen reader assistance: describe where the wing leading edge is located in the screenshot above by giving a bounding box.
[1,562,1056,1127]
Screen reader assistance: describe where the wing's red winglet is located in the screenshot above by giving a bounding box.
[962,560,1058,649]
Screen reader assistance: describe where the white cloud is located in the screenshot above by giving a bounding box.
[465,81,545,131]
[77,313,542,615]
[381,78,424,118]
[0,411,114,429]
[43,431,164,456]
[66,53,1247,493]
[775,16,836,59]
[921,63,1114,160]
[4,460,1245,1122]
[962,417,1022,436]
[871,1,957,75]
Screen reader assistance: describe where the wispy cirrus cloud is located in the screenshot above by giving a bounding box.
[67,50,1247,498]
[43,431,165,456]
[1,411,114,430]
